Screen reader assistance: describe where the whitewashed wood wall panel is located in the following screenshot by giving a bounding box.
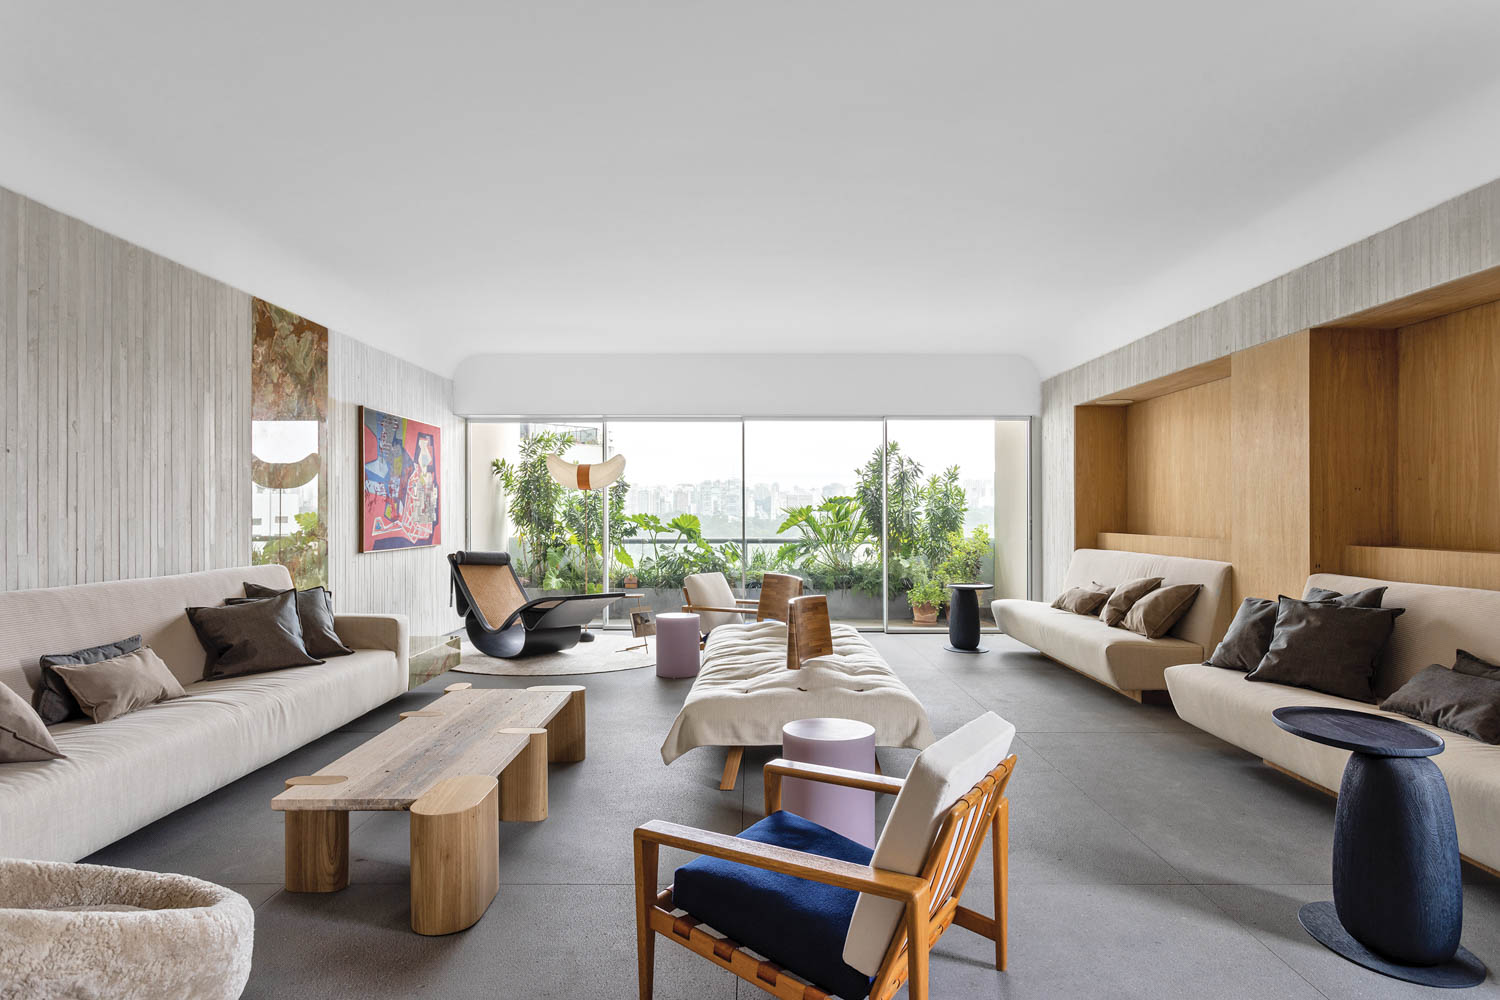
[1041,177,1500,596]
[0,186,251,591]
[327,332,466,635]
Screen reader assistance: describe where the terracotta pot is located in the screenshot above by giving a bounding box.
[913,604,939,625]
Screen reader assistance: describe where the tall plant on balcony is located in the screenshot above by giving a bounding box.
[491,429,574,583]
[920,466,966,564]
[856,442,924,559]
[777,497,876,580]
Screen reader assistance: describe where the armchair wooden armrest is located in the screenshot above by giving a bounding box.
[634,820,924,901]
[680,603,756,615]
[762,758,905,815]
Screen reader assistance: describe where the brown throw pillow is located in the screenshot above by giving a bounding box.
[1051,582,1111,616]
[1453,649,1500,682]
[0,683,65,761]
[1121,584,1202,640]
[1245,598,1404,702]
[1381,665,1500,744]
[1099,577,1163,627]
[234,584,354,659]
[50,647,186,723]
[188,589,324,681]
[32,634,144,725]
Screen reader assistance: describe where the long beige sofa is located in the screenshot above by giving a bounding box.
[0,565,409,862]
[1166,572,1500,873]
[992,549,1234,699]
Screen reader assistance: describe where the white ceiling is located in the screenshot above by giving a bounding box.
[4,2,1500,381]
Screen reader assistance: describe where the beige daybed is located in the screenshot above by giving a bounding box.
[660,619,935,790]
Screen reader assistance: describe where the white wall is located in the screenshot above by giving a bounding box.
[453,353,1040,418]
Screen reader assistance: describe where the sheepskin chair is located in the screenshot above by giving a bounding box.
[0,858,253,999]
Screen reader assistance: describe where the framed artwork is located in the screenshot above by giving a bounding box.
[360,406,442,551]
[630,609,657,638]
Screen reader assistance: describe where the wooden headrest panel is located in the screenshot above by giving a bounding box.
[786,594,834,670]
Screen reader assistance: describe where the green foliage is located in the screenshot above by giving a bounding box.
[906,576,949,611]
[253,510,327,590]
[620,512,740,590]
[776,497,875,577]
[936,527,992,585]
[920,467,966,563]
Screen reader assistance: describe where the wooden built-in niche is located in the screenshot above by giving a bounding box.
[1074,358,1232,564]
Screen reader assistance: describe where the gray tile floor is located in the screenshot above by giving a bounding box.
[87,635,1500,999]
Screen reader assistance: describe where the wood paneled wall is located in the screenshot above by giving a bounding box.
[1042,176,1500,597]
[327,333,466,636]
[1071,405,1126,549]
[1394,299,1500,551]
[0,186,251,591]
[1122,379,1230,539]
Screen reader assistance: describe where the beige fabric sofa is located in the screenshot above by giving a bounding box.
[0,565,408,862]
[1166,572,1500,873]
[991,549,1234,698]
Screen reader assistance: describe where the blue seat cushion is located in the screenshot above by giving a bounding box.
[673,810,876,1000]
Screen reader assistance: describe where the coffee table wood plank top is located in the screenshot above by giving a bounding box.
[272,688,570,812]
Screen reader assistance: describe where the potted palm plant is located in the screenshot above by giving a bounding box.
[906,577,948,625]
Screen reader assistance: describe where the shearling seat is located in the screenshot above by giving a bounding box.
[0,858,253,999]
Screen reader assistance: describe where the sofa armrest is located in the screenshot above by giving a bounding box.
[334,613,410,684]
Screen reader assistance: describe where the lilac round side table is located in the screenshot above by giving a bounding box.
[655,612,701,679]
[781,718,877,847]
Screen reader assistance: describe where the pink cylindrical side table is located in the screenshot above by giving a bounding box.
[781,718,877,847]
[655,612,701,678]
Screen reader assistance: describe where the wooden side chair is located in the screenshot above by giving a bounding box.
[635,713,1017,1000]
[786,594,836,670]
[682,572,805,634]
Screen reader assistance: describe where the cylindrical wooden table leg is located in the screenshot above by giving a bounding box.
[410,775,500,935]
[499,727,549,821]
[527,685,586,762]
[285,810,349,892]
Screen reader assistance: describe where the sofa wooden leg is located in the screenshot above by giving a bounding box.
[720,746,744,791]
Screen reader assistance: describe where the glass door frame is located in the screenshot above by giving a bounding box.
[464,413,1035,632]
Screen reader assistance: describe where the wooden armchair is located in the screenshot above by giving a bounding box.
[635,714,1017,1000]
[682,572,804,633]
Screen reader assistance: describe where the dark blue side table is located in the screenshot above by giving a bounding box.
[944,583,993,653]
[1272,706,1486,988]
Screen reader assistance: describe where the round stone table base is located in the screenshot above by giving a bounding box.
[1298,902,1487,988]
[943,644,989,654]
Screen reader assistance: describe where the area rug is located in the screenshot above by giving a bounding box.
[452,632,656,677]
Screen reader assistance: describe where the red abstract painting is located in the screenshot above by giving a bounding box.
[360,407,441,551]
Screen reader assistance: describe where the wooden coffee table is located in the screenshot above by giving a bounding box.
[271,682,586,935]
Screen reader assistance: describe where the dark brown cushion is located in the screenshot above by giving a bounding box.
[50,647,186,723]
[1051,582,1111,616]
[187,589,323,681]
[1121,584,1202,639]
[0,682,64,761]
[1206,587,1391,672]
[1453,649,1500,682]
[32,634,143,725]
[1381,665,1500,744]
[1099,577,1162,627]
[1245,598,1404,701]
[235,584,353,659]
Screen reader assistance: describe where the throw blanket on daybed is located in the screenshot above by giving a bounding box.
[660,620,935,763]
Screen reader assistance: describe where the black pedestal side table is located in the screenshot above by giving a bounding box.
[1272,706,1486,988]
[944,583,993,654]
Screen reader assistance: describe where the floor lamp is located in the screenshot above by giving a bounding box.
[544,453,627,642]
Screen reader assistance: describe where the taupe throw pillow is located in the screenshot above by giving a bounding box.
[1121,584,1202,640]
[235,584,354,659]
[0,683,65,761]
[1245,598,1404,702]
[1051,582,1111,616]
[1381,665,1500,744]
[188,589,324,680]
[32,634,143,725]
[1099,577,1163,627]
[50,647,185,723]
[1453,649,1500,682]
[1206,587,1390,672]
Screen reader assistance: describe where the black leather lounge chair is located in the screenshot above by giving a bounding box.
[448,551,625,658]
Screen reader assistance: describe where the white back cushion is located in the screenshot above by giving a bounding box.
[841,711,1016,976]
[683,573,743,633]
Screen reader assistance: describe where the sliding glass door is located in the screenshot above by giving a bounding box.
[467,416,1029,631]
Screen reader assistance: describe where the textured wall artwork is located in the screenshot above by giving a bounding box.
[360,407,442,551]
[251,298,329,587]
